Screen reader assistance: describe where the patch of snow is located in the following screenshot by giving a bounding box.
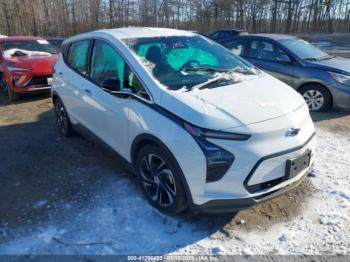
[241,248,254,256]
[319,212,348,226]
[3,49,51,59]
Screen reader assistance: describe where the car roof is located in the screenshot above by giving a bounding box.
[47,37,65,40]
[252,34,296,40]
[0,36,44,42]
[210,29,246,35]
[94,27,196,40]
[213,29,246,32]
[65,27,200,45]
[233,33,296,41]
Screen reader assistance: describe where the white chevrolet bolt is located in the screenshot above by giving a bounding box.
[52,27,315,214]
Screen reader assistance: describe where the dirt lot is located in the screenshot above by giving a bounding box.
[0,91,349,255]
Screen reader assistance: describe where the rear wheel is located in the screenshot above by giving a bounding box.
[136,144,187,214]
[1,76,19,103]
[299,84,332,112]
[54,98,74,137]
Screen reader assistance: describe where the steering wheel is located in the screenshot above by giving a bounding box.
[180,59,200,71]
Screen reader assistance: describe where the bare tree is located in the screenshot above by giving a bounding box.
[0,0,349,37]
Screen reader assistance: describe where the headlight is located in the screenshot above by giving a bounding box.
[183,122,251,140]
[184,122,250,182]
[329,72,350,85]
[7,66,31,72]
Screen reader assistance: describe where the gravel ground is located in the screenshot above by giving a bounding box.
[0,91,349,255]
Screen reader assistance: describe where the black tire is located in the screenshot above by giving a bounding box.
[54,97,74,137]
[299,84,332,112]
[1,76,19,103]
[136,144,188,214]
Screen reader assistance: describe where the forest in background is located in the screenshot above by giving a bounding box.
[0,0,350,37]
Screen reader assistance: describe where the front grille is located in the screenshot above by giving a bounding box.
[27,75,52,86]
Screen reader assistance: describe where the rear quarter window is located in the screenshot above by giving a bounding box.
[224,40,247,56]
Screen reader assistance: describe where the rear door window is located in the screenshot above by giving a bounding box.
[210,32,220,40]
[66,40,90,75]
[249,40,288,62]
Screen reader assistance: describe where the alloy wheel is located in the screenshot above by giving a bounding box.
[140,153,177,207]
[55,101,68,134]
[302,90,325,111]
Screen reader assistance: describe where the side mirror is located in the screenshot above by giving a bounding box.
[276,54,291,63]
[101,77,120,92]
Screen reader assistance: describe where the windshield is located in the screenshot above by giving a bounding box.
[123,35,254,90]
[2,40,57,54]
[279,38,330,61]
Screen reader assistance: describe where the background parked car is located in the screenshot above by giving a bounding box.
[0,37,58,102]
[221,34,350,112]
[47,37,65,49]
[209,29,247,44]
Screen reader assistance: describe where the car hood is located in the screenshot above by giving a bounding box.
[309,56,350,74]
[4,54,58,73]
[160,74,305,130]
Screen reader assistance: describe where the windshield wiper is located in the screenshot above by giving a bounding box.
[191,75,233,90]
[181,66,229,73]
[231,67,256,75]
[303,57,317,62]
[182,66,255,75]
[304,55,334,62]
[190,67,256,91]
[317,55,334,61]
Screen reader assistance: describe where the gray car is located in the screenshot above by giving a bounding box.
[222,34,350,111]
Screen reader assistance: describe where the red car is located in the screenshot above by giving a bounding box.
[0,36,58,102]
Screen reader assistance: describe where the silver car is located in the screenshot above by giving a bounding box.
[222,34,350,111]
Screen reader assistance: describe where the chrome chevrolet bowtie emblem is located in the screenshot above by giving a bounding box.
[286,128,301,137]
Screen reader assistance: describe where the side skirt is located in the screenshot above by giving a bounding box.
[72,123,136,175]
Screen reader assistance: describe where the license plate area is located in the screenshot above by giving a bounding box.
[286,150,312,179]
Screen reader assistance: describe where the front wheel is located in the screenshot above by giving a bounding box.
[299,84,332,112]
[1,76,19,103]
[136,144,187,214]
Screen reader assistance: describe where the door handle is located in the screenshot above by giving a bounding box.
[84,89,92,96]
[58,72,63,76]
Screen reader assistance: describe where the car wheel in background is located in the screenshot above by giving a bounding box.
[54,98,74,137]
[136,144,187,214]
[1,76,19,103]
[299,84,332,112]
